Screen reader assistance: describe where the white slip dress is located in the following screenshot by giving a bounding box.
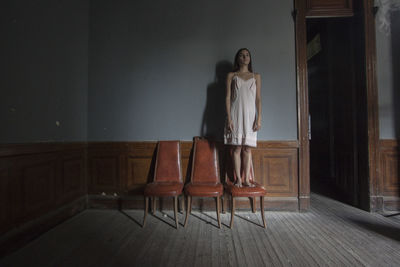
[224,72,257,147]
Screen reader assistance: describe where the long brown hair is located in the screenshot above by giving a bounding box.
[233,48,253,72]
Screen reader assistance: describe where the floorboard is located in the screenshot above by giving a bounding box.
[2,193,400,267]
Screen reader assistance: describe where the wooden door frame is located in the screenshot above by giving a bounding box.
[294,0,379,211]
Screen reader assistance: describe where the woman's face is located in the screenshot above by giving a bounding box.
[237,50,251,66]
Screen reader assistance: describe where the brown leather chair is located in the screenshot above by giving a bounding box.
[224,149,266,228]
[143,141,183,229]
[184,138,223,228]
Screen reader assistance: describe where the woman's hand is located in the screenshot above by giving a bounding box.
[227,119,234,132]
[253,120,261,131]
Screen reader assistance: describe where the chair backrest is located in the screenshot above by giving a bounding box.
[191,138,220,184]
[154,141,182,183]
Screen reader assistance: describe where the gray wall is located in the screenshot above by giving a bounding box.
[0,0,89,143]
[376,9,400,139]
[5,1,396,143]
[88,0,297,141]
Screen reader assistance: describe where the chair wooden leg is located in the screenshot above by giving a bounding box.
[188,196,192,214]
[174,196,179,229]
[260,196,266,228]
[180,195,185,214]
[222,193,225,214]
[217,196,221,228]
[252,197,256,213]
[143,196,149,227]
[151,197,156,214]
[230,196,235,229]
[184,196,191,227]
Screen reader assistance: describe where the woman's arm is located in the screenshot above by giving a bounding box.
[253,73,262,131]
[226,72,234,131]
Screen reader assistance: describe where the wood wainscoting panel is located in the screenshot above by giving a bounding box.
[125,142,156,193]
[87,143,129,194]
[307,0,351,8]
[377,140,400,211]
[87,143,127,194]
[88,142,196,195]
[21,156,56,221]
[88,140,299,210]
[0,143,86,256]
[0,144,87,229]
[127,157,152,191]
[379,140,400,198]
[253,148,298,197]
[59,152,86,204]
[180,141,193,183]
[381,150,399,194]
[62,159,82,195]
[306,0,353,17]
[0,168,9,234]
[125,142,193,192]
[89,156,120,193]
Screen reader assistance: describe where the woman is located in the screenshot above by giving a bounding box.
[224,48,262,187]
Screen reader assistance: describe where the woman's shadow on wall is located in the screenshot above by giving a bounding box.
[201,61,233,142]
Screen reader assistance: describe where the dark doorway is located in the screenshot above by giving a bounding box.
[307,15,369,209]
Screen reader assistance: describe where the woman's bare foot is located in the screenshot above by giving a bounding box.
[243,179,255,187]
[236,178,243,187]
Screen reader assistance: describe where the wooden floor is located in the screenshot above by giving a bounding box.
[2,193,400,267]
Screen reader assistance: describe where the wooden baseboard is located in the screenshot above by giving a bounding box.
[382,197,400,212]
[370,196,400,212]
[299,196,310,211]
[370,196,383,212]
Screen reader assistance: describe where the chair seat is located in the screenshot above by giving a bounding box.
[184,182,223,197]
[225,182,266,197]
[144,182,183,197]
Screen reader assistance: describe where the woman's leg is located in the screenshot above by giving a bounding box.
[232,146,242,187]
[242,146,252,186]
